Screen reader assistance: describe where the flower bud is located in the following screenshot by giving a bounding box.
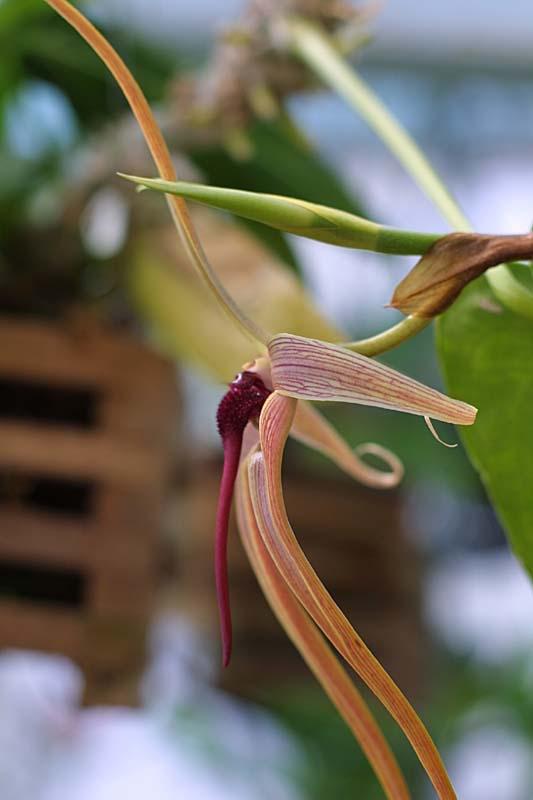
[120,174,387,250]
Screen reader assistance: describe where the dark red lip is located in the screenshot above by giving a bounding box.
[215,371,271,667]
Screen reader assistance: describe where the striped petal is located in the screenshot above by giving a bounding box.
[235,454,410,800]
[269,334,476,425]
[251,391,457,800]
[291,400,404,488]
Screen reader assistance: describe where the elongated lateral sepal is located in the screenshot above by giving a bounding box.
[252,391,457,799]
[291,400,403,488]
[236,456,411,800]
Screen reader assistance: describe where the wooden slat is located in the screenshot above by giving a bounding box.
[82,616,147,669]
[0,318,175,393]
[98,391,178,445]
[82,669,141,707]
[92,484,163,540]
[0,321,109,386]
[0,509,88,568]
[100,364,179,440]
[0,599,83,657]
[88,568,155,617]
[0,601,149,672]
[0,316,176,705]
[88,531,156,573]
[88,485,158,617]
[0,507,158,571]
[0,422,166,487]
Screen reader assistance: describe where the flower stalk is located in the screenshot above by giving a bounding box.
[346,315,430,357]
[43,0,269,346]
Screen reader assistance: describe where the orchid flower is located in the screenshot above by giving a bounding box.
[215,333,476,666]
[216,335,474,800]
[44,3,477,797]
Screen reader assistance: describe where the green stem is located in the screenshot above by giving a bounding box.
[344,316,430,357]
[377,227,439,256]
[484,263,533,321]
[287,16,533,344]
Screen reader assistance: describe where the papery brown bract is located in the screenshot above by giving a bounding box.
[390,231,533,317]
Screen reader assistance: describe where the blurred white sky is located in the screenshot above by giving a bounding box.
[91,0,533,66]
[367,0,533,66]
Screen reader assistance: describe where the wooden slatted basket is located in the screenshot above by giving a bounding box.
[0,316,178,705]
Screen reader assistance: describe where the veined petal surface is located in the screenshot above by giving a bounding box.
[269,334,476,425]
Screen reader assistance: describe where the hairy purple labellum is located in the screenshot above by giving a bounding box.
[215,371,271,667]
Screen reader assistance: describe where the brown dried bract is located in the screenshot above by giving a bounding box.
[390,232,533,317]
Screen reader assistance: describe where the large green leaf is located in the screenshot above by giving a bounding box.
[437,276,533,576]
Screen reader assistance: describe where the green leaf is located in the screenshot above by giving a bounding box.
[437,277,533,577]
[0,0,49,32]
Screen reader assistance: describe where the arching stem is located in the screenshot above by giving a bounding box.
[44,0,269,345]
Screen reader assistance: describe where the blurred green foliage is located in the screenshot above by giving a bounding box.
[268,685,420,799]
[263,649,533,798]
[0,3,364,317]
[0,1,175,222]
